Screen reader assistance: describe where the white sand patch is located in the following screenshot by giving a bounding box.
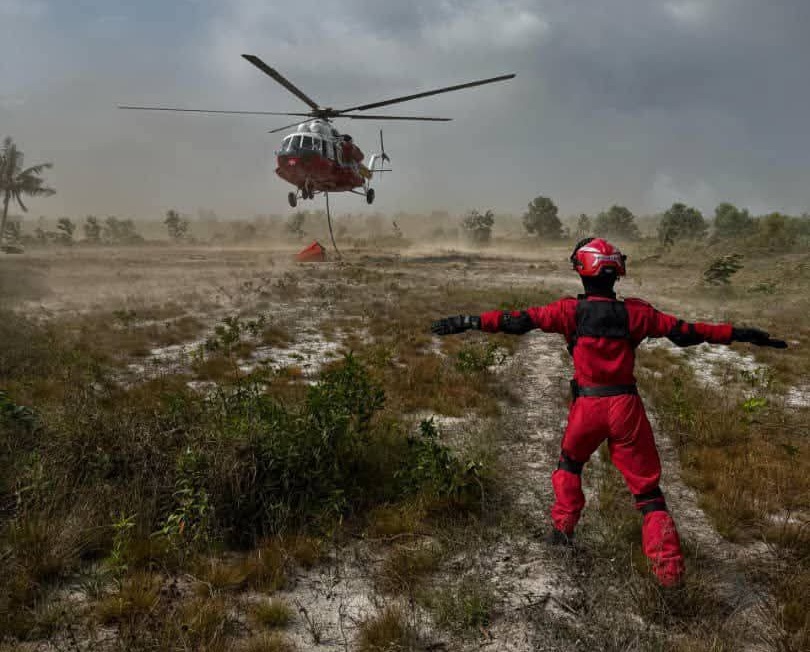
[125,339,206,379]
[644,339,763,387]
[250,542,438,650]
[268,547,377,649]
[785,385,810,409]
[124,317,346,383]
[240,331,343,377]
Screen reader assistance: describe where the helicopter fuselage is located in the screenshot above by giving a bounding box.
[275,120,367,194]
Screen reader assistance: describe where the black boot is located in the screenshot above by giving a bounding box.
[545,528,574,546]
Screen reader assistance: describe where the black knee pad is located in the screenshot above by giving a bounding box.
[634,487,668,514]
[557,452,584,475]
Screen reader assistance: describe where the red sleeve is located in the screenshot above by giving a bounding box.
[625,298,733,344]
[479,298,575,335]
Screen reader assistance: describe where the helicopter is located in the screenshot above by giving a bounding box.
[120,55,515,208]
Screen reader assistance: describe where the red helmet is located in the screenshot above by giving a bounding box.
[571,238,627,277]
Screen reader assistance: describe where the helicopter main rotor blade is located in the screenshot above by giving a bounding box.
[337,73,515,113]
[242,54,321,111]
[118,106,313,116]
[267,119,315,134]
[340,114,451,121]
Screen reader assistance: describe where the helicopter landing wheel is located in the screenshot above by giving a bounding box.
[288,191,298,208]
[366,187,375,205]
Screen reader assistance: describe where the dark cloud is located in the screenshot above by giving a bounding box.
[1,0,808,219]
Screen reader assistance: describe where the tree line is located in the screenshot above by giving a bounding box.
[460,195,810,248]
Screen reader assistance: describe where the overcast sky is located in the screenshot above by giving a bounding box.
[2,0,808,219]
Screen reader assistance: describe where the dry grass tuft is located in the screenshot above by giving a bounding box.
[281,535,325,569]
[96,572,162,624]
[193,557,252,595]
[376,543,443,594]
[261,324,293,348]
[421,574,494,635]
[355,606,420,652]
[242,542,288,592]
[177,597,235,650]
[249,598,293,629]
[365,503,426,538]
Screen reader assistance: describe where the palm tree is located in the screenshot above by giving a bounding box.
[0,137,55,243]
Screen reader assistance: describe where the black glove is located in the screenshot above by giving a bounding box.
[731,327,788,349]
[431,315,481,336]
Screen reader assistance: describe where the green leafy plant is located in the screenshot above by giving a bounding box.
[703,253,743,285]
[108,512,137,575]
[162,447,211,545]
[398,420,484,505]
[455,341,507,374]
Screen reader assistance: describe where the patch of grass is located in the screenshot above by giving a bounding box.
[637,356,809,540]
[193,556,252,595]
[365,502,426,538]
[192,351,240,381]
[242,542,288,592]
[177,597,236,650]
[375,542,443,594]
[261,324,293,348]
[454,340,507,374]
[249,598,293,629]
[422,574,494,635]
[96,572,162,624]
[355,606,420,652]
[282,535,324,568]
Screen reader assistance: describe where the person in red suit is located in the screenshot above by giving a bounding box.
[431,237,787,586]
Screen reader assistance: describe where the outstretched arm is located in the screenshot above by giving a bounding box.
[431,300,572,337]
[641,303,787,349]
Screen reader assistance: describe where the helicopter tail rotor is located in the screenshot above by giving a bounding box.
[367,131,392,185]
[380,130,390,164]
[378,129,391,180]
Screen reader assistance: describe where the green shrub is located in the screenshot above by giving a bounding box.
[455,341,506,374]
[461,209,494,247]
[191,353,387,542]
[397,419,485,506]
[424,575,494,634]
[703,254,743,285]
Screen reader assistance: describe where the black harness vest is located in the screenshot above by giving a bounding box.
[567,295,631,354]
[568,295,637,398]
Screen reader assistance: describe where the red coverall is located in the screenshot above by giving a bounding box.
[480,295,732,586]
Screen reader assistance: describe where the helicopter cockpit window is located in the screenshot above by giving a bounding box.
[282,136,294,152]
[301,135,313,150]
